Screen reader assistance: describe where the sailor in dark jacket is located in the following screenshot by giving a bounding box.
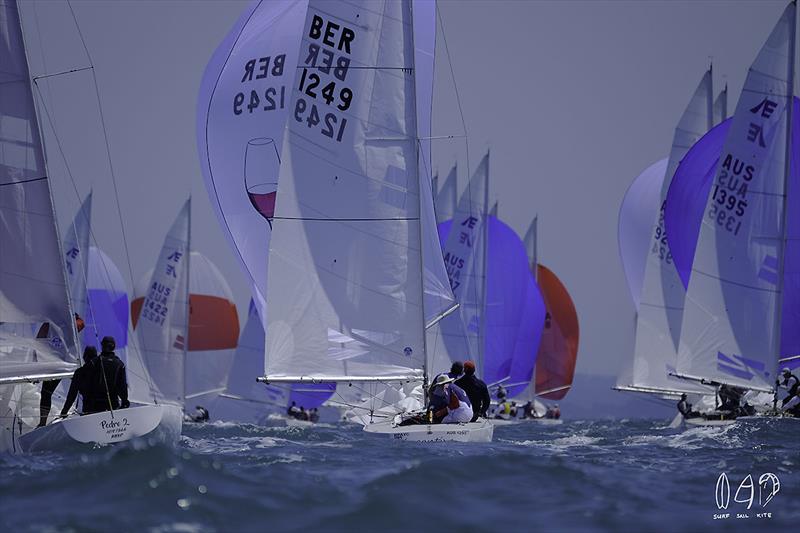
[85,336,130,413]
[455,360,491,422]
[59,346,99,416]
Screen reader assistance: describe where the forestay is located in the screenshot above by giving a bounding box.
[265,0,432,381]
[676,4,795,392]
[0,0,77,380]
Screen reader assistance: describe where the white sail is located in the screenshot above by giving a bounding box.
[435,164,457,224]
[0,0,77,381]
[524,217,538,276]
[677,4,795,392]
[714,85,728,124]
[629,70,713,394]
[439,154,489,373]
[131,200,191,404]
[264,0,427,381]
[63,192,92,327]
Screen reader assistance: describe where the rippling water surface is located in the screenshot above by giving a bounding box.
[1,418,798,532]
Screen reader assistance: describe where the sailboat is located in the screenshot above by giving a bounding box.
[129,200,240,421]
[1,0,181,452]
[657,3,797,424]
[513,217,579,425]
[206,0,487,442]
[614,65,727,415]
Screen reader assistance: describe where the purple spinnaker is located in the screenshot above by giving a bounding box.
[666,98,800,359]
[439,217,544,394]
[82,247,129,359]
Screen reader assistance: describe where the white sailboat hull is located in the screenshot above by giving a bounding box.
[17,404,182,452]
[684,416,737,427]
[363,418,494,442]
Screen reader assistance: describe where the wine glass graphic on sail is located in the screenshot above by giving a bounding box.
[245,137,281,229]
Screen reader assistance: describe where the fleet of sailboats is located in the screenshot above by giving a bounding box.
[2,0,795,454]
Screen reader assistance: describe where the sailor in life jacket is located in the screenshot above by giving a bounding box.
[430,374,473,424]
[777,367,800,411]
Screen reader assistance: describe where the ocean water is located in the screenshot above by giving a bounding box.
[1,418,798,532]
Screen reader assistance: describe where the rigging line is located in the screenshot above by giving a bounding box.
[0,176,47,186]
[27,86,153,387]
[65,0,158,402]
[31,66,93,81]
[435,2,471,179]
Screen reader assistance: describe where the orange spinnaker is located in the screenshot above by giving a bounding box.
[534,264,579,400]
[131,294,239,351]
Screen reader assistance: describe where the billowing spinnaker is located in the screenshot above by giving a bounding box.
[197,0,308,305]
[0,0,77,369]
[677,4,795,391]
[617,159,667,310]
[63,192,92,327]
[629,70,713,394]
[438,216,537,389]
[667,100,800,361]
[82,247,130,360]
[265,1,427,379]
[130,201,191,405]
[665,119,731,290]
[534,265,579,401]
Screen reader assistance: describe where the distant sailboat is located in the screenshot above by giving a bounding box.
[130,202,240,417]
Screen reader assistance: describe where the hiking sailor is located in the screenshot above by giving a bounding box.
[777,367,800,413]
[185,405,210,423]
[429,374,472,424]
[58,346,98,417]
[37,313,86,427]
[677,393,699,418]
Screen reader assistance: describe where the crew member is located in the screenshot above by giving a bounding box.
[59,346,98,417]
[186,405,210,423]
[85,336,129,413]
[455,360,491,421]
[677,393,699,418]
[429,374,472,424]
[37,313,86,427]
[777,367,800,413]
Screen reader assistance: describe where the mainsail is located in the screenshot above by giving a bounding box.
[435,164,457,225]
[676,4,796,392]
[263,0,439,383]
[129,200,191,405]
[0,0,78,384]
[628,69,714,395]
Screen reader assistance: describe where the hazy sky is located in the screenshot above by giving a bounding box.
[18,0,794,382]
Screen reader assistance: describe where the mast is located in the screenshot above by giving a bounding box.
[773,1,796,383]
[183,197,192,407]
[478,149,489,378]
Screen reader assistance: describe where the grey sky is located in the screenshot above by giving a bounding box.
[19,0,794,383]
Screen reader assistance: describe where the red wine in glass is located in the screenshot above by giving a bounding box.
[245,137,280,228]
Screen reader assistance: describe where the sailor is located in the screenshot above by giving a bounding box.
[309,408,320,423]
[299,407,309,421]
[718,384,742,411]
[429,374,472,424]
[84,336,130,413]
[58,346,99,417]
[185,405,210,423]
[522,401,536,419]
[37,313,87,427]
[677,393,698,418]
[287,401,300,418]
[496,384,508,402]
[777,367,800,413]
[509,401,518,418]
[448,361,464,380]
[455,360,491,422]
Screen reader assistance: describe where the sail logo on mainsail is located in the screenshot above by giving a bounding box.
[717,352,768,381]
